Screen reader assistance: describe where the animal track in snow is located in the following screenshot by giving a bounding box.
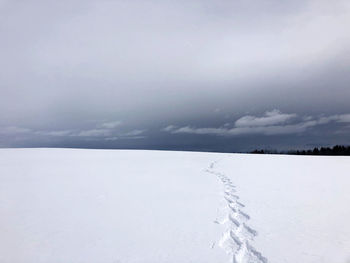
[206,160,267,263]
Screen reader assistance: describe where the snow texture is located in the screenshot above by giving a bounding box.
[0,148,349,263]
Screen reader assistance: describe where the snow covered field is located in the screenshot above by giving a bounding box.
[0,149,349,263]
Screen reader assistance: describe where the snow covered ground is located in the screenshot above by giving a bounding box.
[0,149,349,263]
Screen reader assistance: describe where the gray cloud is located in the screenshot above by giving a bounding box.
[318,114,350,124]
[123,129,145,136]
[104,129,146,141]
[1,0,350,150]
[164,111,350,136]
[35,130,73,137]
[0,126,32,135]
[1,0,350,124]
[100,121,122,129]
[235,110,296,128]
[0,120,145,143]
[162,125,177,132]
[77,129,111,137]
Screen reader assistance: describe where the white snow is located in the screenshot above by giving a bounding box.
[0,148,349,263]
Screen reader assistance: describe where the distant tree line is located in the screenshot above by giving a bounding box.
[250,145,350,156]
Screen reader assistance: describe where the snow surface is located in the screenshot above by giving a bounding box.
[0,148,349,263]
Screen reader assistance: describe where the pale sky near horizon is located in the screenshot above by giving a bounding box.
[1,0,350,151]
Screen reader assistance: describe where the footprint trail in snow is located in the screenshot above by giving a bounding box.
[206,160,267,263]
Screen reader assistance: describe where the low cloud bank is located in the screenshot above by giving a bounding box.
[0,120,145,141]
[163,110,350,136]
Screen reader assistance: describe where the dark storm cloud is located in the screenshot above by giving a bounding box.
[1,0,350,150]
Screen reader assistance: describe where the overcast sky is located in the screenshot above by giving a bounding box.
[1,0,350,151]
